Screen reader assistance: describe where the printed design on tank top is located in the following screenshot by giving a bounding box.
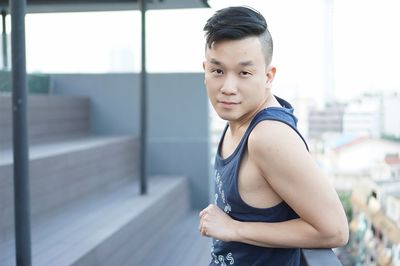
[212,169,235,265]
[214,170,232,213]
[211,245,235,265]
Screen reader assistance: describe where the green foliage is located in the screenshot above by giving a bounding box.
[382,134,400,143]
[338,190,353,222]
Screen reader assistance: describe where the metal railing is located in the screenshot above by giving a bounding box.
[301,248,343,266]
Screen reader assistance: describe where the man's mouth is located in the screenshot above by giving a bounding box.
[218,100,239,105]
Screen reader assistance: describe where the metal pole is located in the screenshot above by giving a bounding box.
[10,0,32,264]
[139,0,147,195]
[1,9,8,69]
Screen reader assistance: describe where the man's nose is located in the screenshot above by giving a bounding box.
[220,74,237,95]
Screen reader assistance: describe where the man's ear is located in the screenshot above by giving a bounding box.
[266,66,276,84]
[203,62,207,85]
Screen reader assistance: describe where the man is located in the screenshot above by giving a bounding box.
[199,6,349,266]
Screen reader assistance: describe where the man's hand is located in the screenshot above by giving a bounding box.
[198,204,238,242]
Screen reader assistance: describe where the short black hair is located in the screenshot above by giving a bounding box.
[204,6,273,66]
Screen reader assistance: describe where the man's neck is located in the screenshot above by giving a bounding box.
[228,94,278,136]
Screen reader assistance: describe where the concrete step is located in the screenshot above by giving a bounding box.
[0,94,90,149]
[0,176,190,266]
[0,135,139,236]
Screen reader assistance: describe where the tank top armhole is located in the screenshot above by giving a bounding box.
[257,118,309,152]
[230,111,309,212]
[246,110,309,152]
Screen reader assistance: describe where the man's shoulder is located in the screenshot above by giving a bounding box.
[249,119,296,141]
[247,119,302,155]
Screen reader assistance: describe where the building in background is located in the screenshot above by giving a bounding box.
[307,102,345,140]
[343,94,381,138]
[349,149,400,265]
[382,92,400,140]
[350,178,400,266]
[307,91,400,142]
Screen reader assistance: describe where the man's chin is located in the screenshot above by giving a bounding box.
[216,112,237,122]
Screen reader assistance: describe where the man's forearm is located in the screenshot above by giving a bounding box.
[232,218,347,249]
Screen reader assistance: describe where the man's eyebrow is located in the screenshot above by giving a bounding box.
[209,58,222,65]
[209,59,255,67]
[239,60,255,67]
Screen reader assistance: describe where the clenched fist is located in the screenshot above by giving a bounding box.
[198,204,239,242]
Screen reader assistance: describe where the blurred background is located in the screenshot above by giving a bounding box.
[1,0,399,265]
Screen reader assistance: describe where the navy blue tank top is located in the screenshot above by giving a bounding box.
[210,96,308,266]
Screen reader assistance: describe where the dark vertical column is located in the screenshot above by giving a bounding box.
[139,0,147,195]
[1,9,8,69]
[10,0,32,265]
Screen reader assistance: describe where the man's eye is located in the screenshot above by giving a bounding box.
[240,71,251,76]
[212,69,223,75]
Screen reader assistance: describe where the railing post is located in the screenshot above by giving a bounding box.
[139,0,147,195]
[1,9,8,69]
[10,0,32,265]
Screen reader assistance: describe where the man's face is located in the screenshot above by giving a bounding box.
[203,36,274,123]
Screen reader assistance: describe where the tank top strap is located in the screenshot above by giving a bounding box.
[239,96,309,152]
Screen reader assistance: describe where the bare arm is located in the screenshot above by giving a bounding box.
[199,121,349,248]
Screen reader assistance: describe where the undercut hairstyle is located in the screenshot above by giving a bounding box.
[204,6,273,66]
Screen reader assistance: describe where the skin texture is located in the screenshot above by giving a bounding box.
[199,36,349,248]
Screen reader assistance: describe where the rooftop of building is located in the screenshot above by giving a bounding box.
[0,0,209,13]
